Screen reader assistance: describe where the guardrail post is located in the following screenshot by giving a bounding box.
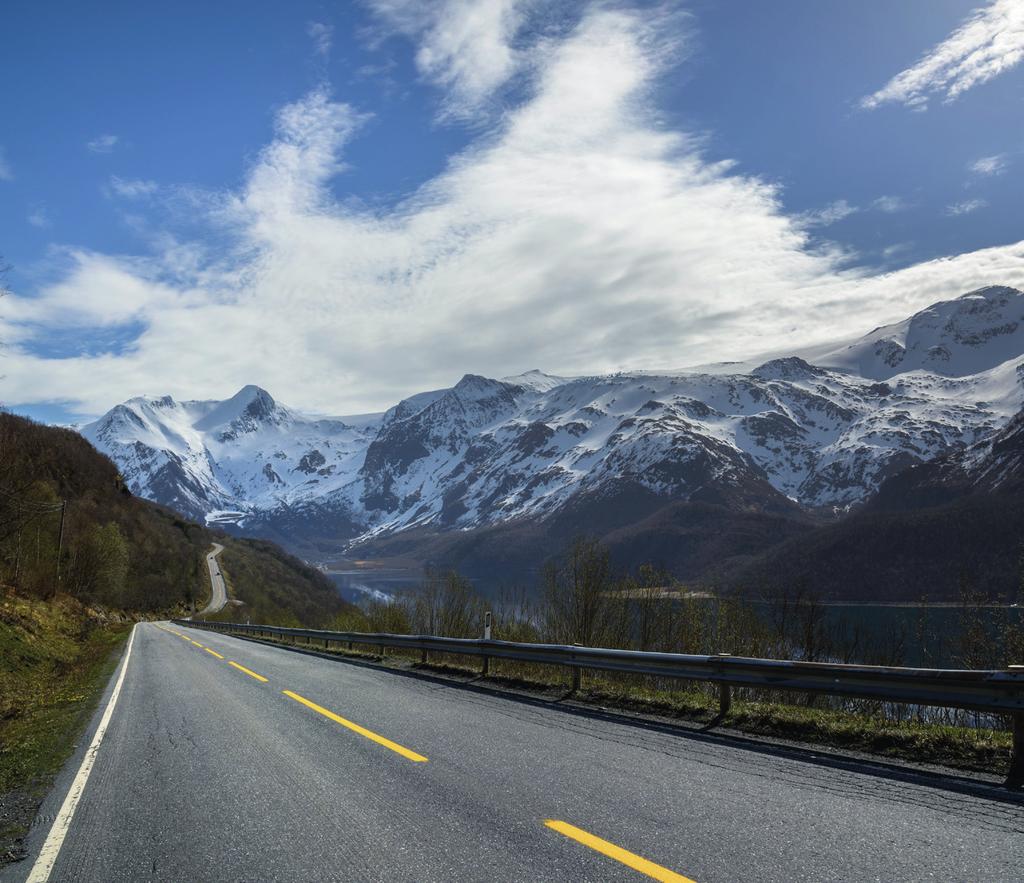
[1008,712,1024,790]
[718,653,732,717]
[421,648,428,665]
[571,643,582,693]
[1007,666,1024,790]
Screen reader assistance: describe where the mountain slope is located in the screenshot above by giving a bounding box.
[727,406,1024,601]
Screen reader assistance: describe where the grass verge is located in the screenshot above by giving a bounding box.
[0,590,130,867]
[208,629,1013,779]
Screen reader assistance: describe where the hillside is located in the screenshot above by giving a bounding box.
[0,412,350,624]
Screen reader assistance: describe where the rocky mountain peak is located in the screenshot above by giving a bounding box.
[193,385,283,436]
[752,357,823,381]
[814,285,1024,379]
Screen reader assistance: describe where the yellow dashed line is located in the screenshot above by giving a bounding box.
[544,820,696,883]
[282,690,427,763]
[228,661,269,683]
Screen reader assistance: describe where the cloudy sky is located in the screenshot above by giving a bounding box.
[2,0,1023,421]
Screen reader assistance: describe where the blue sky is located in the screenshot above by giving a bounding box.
[2,0,1023,421]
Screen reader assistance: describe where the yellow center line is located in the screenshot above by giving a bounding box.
[190,640,204,647]
[544,820,696,883]
[204,647,225,659]
[228,661,269,683]
[282,690,428,763]
[178,634,191,641]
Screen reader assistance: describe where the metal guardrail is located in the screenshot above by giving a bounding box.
[174,619,1024,788]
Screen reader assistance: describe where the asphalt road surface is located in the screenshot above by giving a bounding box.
[198,543,226,615]
[9,622,1024,882]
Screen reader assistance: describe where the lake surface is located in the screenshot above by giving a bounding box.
[743,600,1024,668]
[327,568,1023,668]
[327,568,422,604]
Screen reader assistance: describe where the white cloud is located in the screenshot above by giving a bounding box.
[946,198,989,215]
[861,0,1024,110]
[872,195,909,213]
[970,153,1009,175]
[307,21,333,57]
[797,199,858,227]
[0,146,12,181]
[5,4,1024,417]
[882,242,913,259]
[86,134,120,154]
[2,250,200,330]
[107,176,159,198]
[27,205,51,228]
[367,0,530,118]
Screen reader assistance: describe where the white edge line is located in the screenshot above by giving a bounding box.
[26,622,138,883]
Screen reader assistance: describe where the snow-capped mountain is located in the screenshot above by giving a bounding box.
[811,285,1024,379]
[82,285,1024,564]
[81,385,379,523]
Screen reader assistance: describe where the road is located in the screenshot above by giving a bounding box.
[10,622,1024,882]
[198,543,226,615]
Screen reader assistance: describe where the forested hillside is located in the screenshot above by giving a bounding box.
[0,413,349,623]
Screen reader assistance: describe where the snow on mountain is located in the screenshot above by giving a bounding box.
[813,285,1024,380]
[80,386,381,523]
[500,369,570,392]
[80,286,1024,553]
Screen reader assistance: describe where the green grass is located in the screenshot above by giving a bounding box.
[213,628,1014,778]
[0,591,129,865]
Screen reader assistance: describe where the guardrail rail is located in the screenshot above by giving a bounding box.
[174,618,1024,788]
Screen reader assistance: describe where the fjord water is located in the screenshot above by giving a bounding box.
[328,566,1024,668]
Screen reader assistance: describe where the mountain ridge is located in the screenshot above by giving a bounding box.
[79,285,1024,596]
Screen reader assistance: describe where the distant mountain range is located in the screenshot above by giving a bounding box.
[81,285,1024,600]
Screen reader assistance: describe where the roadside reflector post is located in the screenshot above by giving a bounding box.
[482,611,492,676]
[1007,666,1024,789]
[718,653,732,717]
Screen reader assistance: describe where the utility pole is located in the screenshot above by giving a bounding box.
[54,500,66,593]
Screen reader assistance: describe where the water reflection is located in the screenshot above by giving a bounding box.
[327,568,422,604]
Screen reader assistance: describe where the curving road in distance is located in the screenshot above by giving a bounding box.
[197,543,227,615]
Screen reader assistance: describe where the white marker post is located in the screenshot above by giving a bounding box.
[482,611,492,676]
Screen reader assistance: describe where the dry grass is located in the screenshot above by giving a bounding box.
[0,590,129,865]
